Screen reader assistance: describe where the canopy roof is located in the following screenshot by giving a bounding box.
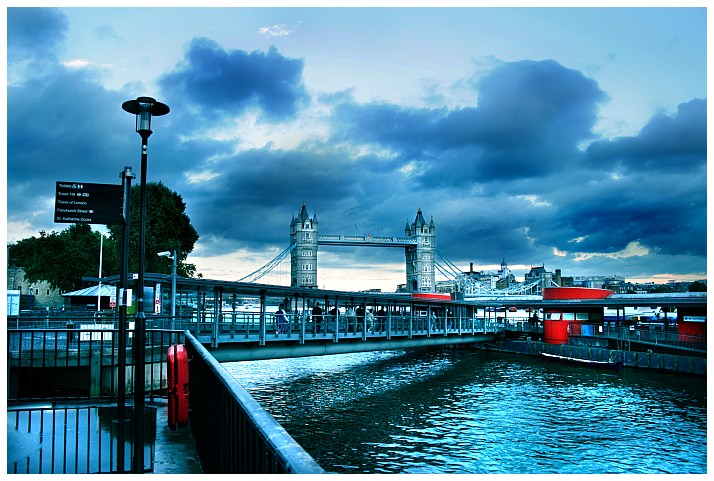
[62,284,117,297]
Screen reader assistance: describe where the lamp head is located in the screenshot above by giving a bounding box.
[122,96,170,135]
[157,251,172,258]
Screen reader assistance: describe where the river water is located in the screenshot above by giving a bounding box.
[224,348,706,474]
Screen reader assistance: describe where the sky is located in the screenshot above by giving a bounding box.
[4,3,709,292]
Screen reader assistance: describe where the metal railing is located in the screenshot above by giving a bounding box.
[184,331,325,474]
[8,314,190,330]
[570,323,706,352]
[185,310,502,344]
[501,318,544,333]
[7,326,184,402]
[7,404,154,474]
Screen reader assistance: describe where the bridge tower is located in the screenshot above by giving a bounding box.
[405,208,436,293]
[290,203,318,288]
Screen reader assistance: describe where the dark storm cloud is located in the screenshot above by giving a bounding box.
[175,57,703,278]
[330,60,607,186]
[584,98,706,174]
[474,60,605,147]
[323,67,703,278]
[158,38,308,122]
[179,145,409,255]
[6,16,706,284]
[7,68,138,225]
[7,8,67,66]
[551,98,708,257]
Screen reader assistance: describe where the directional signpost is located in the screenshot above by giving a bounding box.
[54,181,123,225]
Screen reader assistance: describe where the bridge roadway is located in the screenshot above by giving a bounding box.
[317,234,416,247]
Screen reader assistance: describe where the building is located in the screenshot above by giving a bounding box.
[496,259,518,289]
[572,275,625,289]
[463,263,497,289]
[524,265,555,291]
[6,266,64,309]
[61,284,117,310]
[290,204,318,289]
[404,208,436,293]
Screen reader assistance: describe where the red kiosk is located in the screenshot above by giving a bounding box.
[542,287,613,344]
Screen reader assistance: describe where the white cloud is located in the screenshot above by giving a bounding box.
[516,195,551,207]
[62,59,91,68]
[61,59,111,69]
[573,240,651,262]
[7,219,45,243]
[186,171,219,184]
[257,24,294,38]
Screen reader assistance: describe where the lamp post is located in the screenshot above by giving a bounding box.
[158,250,177,329]
[122,96,169,474]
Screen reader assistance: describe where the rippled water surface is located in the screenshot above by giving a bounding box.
[224,349,706,474]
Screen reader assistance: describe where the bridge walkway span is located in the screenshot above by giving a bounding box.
[194,325,500,362]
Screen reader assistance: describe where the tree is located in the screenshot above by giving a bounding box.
[106,181,199,277]
[688,280,707,292]
[8,224,102,292]
[9,182,201,291]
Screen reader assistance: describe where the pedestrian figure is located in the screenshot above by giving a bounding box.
[312,302,324,334]
[275,304,288,334]
[356,306,366,332]
[345,306,356,333]
[529,312,538,329]
[377,306,387,332]
[366,309,375,333]
[329,306,338,333]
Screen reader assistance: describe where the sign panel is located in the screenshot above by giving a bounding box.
[54,181,123,225]
[154,283,162,314]
[7,290,20,316]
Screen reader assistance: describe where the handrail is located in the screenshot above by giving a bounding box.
[184,331,325,474]
[569,323,706,352]
[7,327,185,403]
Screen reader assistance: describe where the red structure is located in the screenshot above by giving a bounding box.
[677,306,707,338]
[167,344,189,430]
[542,287,613,344]
[411,292,452,300]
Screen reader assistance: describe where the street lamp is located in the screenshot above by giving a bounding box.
[158,250,177,328]
[122,96,169,474]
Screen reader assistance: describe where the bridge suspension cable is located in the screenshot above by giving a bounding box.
[435,251,493,295]
[237,243,297,283]
[435,251,560,296]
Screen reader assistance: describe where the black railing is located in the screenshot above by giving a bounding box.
[7,327,184,402]
[184,331,325,474]
[7,404,155,474]
[570,323,706,352]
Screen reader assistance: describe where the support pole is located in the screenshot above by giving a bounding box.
[170,249,177,329]
[133,133,150,474]
[116,165,134,473]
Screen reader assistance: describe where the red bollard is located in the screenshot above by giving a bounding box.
[167,344,189,430]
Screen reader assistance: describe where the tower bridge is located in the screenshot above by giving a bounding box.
[238,203,558,297]
[289,203,436,293]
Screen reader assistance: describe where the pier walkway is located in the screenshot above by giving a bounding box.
[153,399,202,474]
